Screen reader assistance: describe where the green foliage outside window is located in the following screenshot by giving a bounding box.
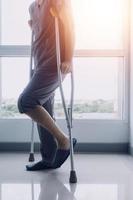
[0,99,115,118]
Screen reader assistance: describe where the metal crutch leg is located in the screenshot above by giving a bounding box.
[29,32,35,162]
[29,120,35,162]
[54,16,77,183]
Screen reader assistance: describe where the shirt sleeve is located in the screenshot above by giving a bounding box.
[29,1,36,20]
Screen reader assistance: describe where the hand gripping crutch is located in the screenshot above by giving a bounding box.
[29,32,35,162]
[51,8,77,183]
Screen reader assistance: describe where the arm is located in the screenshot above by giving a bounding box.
[51,0,75,73]
[59,2,75,63]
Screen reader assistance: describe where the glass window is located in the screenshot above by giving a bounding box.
[0,57,124,119]
[1,0,33,45]
[0,58,29,118]
[71,0,125,49]
[1,0,126,49]
[54,57,124,119]
[0,0,127,120]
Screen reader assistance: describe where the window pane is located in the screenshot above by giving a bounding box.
[72,0,125,49]
[1,0,126,49]
[0,57,124,119]
[0,58,29,118]
[1,0,33,45]
[54,57,124,119]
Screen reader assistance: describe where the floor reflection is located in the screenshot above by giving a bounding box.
[38,175,77,200]
[0,175,118,200]
[1,175,77,200]
[1,154,133,200]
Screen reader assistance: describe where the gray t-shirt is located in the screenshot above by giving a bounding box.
[29,0,67,72]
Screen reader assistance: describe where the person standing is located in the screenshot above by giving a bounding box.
[18,0,76,171]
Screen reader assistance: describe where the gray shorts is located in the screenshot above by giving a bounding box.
[18,69,62,114]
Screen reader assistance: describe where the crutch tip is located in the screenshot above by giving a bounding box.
[69,170,77,183]
[29,153,35,162]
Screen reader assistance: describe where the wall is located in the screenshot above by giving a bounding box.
[130,0,133,154]
[0,118,129,152]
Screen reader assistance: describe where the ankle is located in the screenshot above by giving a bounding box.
[58,136,70,150]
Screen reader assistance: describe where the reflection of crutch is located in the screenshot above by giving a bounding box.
[29,32,35,162]
[50,8,77,183]
[31,180,35,200]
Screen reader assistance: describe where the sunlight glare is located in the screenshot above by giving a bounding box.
[72,0,125,49]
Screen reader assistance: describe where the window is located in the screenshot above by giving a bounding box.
[72,0,125,50]
[0,0,129,119]
[55,57,124,119]
[1,0,33,45]
[0,58,29,118]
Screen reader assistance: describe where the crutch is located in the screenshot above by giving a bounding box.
[50,8,77,183]
[29,32,35,162]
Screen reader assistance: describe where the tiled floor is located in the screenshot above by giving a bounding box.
[0,153,133,199]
